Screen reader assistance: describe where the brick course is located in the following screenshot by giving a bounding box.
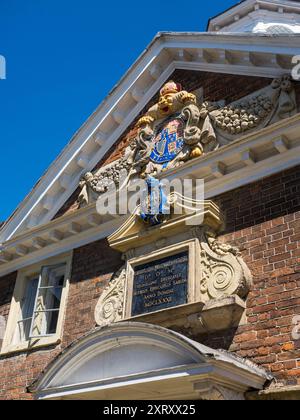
[62,240,123,347]
[199,165,300,386]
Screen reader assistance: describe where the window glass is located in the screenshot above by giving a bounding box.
[13,277,39,344]
[30,264,66,338]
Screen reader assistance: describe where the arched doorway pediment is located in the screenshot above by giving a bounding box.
[30,323,271,400]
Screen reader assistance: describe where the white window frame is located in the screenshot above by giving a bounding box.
[15,275,39,344]
[0,253,72,355]
[29,263,66,339]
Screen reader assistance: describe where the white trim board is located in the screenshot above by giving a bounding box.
[208,0,300,32]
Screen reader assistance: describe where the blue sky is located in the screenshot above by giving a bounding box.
[0,0,237,222]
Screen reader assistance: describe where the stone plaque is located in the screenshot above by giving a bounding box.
[132,252,189,317]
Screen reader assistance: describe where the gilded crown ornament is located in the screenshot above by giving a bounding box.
[160,81,182,96]
[136,80,197,127]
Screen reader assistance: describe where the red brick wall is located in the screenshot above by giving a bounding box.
[199,165,300,386]
[0,166,299,398]
[0,241,123,400]
[62,240,123,347]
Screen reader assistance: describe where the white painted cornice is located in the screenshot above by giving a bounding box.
[1,32,300,245]
[0,203,127,277]
[208,0,300,33]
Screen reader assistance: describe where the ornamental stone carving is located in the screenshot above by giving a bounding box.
[79,76,296,206]
[197,226,252,302]
[94,267,126,327]
[211,75,296,145]
[197,384,245,401]
[94,198,253,333]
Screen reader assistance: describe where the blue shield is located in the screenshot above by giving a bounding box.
[150,118,184,164]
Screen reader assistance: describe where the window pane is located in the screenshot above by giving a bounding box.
[40,264,65,288]
[35,286,63,311]
[22,278,39,319]
[30,264,66,338]
[13,278,38,344]
[30,310,59,337]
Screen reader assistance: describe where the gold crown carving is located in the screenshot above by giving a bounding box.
[160,81,182,96]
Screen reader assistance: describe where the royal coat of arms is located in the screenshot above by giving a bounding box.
[78,77,297,206]
[150,117,185,166]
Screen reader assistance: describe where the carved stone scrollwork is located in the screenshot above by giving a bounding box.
[78,141,140,207]
[181,104,202,148]
[94,267,126,327]
[197,226,252,301]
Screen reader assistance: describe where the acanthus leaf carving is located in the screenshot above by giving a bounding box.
[94,267,126,327]
[197,226,252,301]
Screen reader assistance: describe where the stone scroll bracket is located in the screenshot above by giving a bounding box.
[94,267,126,328]
[196,225,253,303]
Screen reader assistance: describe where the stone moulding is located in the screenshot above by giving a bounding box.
[30,323,271,400]
[94,198,253,334]
[107,195,223,253]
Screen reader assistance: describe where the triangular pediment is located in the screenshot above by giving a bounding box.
[0,29,300,255]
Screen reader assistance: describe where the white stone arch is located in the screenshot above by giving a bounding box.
[30,322,271,400]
